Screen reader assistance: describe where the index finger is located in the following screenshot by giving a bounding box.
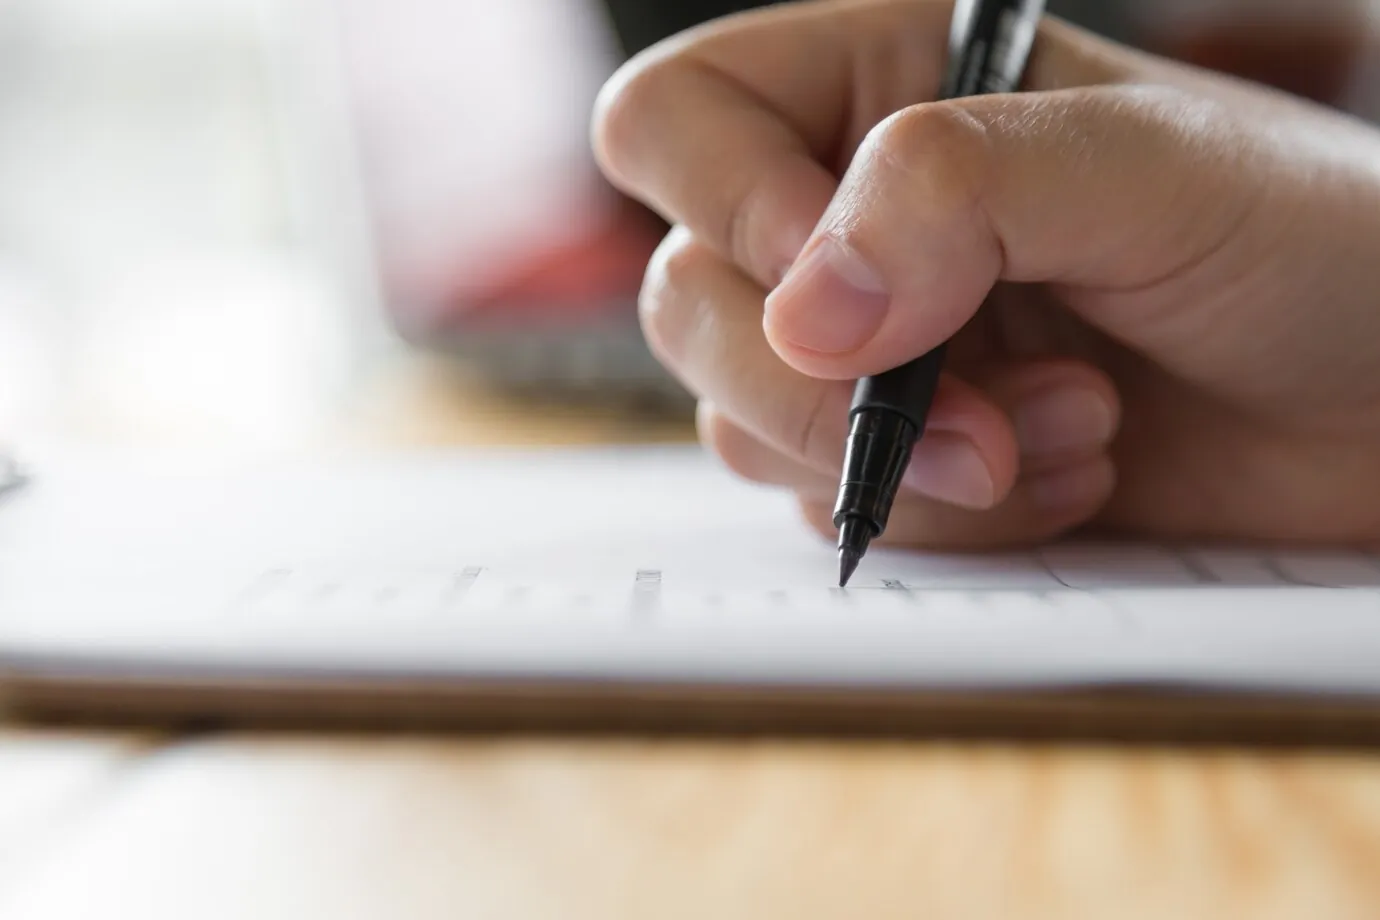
[593,0,943,287]
[591,0,1113,289]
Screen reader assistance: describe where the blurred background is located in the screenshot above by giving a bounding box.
[0,0,1377,454]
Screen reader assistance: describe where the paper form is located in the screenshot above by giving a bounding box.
[1,445,1378,696]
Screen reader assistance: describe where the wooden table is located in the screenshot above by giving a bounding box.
[2,357,1380,920]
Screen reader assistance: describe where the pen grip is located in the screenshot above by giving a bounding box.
[849,343,947,431]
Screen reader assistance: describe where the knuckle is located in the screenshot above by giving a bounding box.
[637,226,706,364]
[863,101,990,201]
[869,101,988,164]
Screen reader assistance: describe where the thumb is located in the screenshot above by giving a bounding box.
[762,84,1261,380]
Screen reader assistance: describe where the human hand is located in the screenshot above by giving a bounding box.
[592,0,1380,548]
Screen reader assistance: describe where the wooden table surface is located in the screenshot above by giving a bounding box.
[2,356,1380,920]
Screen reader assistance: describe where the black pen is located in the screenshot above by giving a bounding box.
[833,0,1046,586]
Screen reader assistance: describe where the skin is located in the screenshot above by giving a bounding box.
[591,0,1380,550]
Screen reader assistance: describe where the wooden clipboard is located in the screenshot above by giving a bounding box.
[7,659,1380,747]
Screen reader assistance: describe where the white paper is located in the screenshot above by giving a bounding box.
[1,445,1379,696]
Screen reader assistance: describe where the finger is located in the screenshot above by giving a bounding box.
[698,400,835,496]
[976,358,1121,475]
[899,359,1121,505]
[644,227,1021,508]
[593,1,1125,288]
[642,227,844,469]
[797,456,1117,551]
[707,399,1115,549]
[762,84,1264,380]
[699,358,1120,504]
[705,401,1014,510]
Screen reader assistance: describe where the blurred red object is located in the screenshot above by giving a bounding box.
[332,0,685,401]
[395,195,663,338]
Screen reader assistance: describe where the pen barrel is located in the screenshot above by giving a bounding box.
[836,346,948,536]
[941,0,1045,99]
[849,344,947,430]
[833,408,918,536]
[832,0,1044,552]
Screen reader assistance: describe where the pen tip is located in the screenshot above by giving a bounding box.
[838,548,861,588]
[836,514,873,588]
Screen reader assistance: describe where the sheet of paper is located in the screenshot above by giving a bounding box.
[1,445,1379,696]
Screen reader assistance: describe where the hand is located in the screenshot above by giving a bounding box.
[592,0,1380,549]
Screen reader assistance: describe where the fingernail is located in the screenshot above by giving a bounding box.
[1013,386,1116,456]
[765,236,889,354]
[901,433,995,509]
[1028,461,1114,511]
